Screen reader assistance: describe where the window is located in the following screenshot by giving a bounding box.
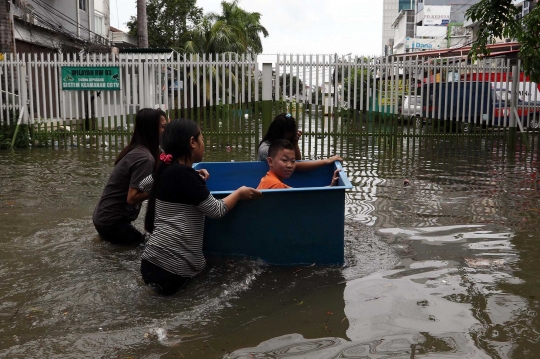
[399,0,413,11]
[94,15,103,36]
[79,0,86,11]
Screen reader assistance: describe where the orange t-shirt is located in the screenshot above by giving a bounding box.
[257,171,290,189]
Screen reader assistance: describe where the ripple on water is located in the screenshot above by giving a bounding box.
[3,141,540,358]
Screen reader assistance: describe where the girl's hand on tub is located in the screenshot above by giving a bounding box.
[326,155,343,164]
[330,169,341,186]
[197,169,210,181]
[237,186,263,200]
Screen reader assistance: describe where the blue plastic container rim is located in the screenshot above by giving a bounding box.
[193,160,353,195]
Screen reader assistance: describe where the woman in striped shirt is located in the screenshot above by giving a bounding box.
[141,119,262,295]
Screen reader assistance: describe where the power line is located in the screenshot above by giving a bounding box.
[31,0,111,45]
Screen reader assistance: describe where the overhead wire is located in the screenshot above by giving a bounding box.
[30,0,112,45]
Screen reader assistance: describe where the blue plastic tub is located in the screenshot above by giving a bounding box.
[193,160,352,265]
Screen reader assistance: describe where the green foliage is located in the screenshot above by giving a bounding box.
[0,124,30,149]
[276,74,304,100]
[518,8,540,83]
[180,0,268,55]
[466,1,540,82]
[127,0,203,50]
[128,0,269,54]
[342,57,373,111]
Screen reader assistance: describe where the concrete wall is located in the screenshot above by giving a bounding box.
[382,0,399,55]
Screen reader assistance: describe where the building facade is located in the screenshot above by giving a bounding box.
[391,10,415,54]
[387,0,482,55]
[9,0,112,53]
[383,0,416,55]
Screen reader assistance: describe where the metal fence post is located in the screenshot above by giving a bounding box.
[10,63,28,149]
[261,62,272,135]
[508,65,519,150]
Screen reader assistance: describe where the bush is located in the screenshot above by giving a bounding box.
[0,124,30,149]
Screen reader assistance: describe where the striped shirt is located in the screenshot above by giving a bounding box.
[139,173,154,193]
[141,163,228,277]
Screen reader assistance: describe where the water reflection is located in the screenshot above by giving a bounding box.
[2,129,540,358]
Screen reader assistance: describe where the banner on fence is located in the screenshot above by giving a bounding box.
[379,79,411,106]
[61,66,121,90]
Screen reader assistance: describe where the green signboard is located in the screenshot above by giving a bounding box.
[61,66,120,90]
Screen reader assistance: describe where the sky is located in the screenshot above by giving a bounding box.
[109,0,384,56]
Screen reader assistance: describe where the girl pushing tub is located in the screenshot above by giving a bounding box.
[141,119,262,295]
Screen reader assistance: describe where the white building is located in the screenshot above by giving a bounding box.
[11,0,112,53]
[382,0,400,55]
[391,10,415,54]
[382,0,416,55]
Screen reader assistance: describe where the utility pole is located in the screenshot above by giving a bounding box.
[0,0,16,54]
[137,0,149,48]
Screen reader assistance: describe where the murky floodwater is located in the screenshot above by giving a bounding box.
[1,132,540,358]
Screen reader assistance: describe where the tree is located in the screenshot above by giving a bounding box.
[466,0,540,82]
[183,0,268,55]
[334,57,373,112]
[136,0,148,47]
[276,74,304,100]
[127,0,203,50]
[0,0,15,54]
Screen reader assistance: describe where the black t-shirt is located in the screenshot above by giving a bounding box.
[142,163,228,277]
[93,147,155,226]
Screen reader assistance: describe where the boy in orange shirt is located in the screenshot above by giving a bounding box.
[257,139,340,189]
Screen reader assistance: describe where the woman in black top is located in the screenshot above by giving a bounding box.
[93,108,166,245]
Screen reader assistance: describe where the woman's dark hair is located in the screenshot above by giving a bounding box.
[115,108,161,166]
[257,113,297,152]
[157,108,167,120]
[145,119,201,233]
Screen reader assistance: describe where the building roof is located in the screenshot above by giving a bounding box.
[120,48,174,54]
[392,42,521,59]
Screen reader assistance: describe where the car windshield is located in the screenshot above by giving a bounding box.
[405,96,422,105]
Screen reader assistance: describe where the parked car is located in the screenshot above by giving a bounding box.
[421,81,540,131]
[401,95,423,118]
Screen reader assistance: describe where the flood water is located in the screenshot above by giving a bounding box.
[1,132,540,358]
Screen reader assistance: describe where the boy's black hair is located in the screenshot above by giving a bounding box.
[257,113,297,153]
[268,139,295,159]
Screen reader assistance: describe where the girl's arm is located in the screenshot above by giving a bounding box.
[222,186,262,211]
[295,155,343,172]
[127,187,150,205]
[292,130,302,160]
[196,187,261,219]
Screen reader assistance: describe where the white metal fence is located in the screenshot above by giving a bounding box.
[2,53,540,137]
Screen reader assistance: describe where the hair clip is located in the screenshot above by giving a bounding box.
[285,113,291,118]
[160,153,173,165]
